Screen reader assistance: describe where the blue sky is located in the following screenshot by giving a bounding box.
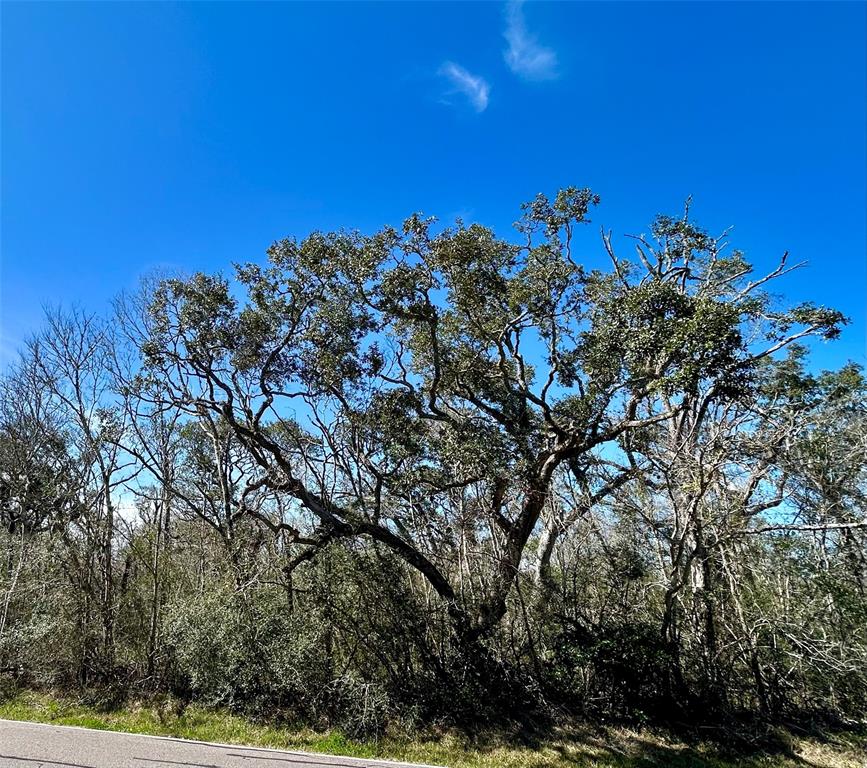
[2,1,865,371]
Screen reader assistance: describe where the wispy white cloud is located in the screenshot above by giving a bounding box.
[503,0,558,81]
[438,61,491,113]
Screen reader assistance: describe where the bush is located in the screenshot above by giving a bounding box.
[547,620,676,720]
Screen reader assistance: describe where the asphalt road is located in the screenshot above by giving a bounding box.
[0,720,445,768]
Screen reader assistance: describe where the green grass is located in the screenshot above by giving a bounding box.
[0,690,864,768]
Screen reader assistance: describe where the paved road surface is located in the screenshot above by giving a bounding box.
[0,720,445,768]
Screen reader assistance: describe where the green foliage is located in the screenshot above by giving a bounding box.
[0,187,862,742]
[546,620,677,720]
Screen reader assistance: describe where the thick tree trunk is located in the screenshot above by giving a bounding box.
[474,482,551,638]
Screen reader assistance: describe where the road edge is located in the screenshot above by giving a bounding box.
[0,717,449,768]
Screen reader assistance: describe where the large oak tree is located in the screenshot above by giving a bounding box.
[140,189,843,642]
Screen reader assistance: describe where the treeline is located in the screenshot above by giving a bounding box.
[1,189,865,734]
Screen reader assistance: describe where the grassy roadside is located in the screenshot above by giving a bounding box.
[0,690,864,768]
